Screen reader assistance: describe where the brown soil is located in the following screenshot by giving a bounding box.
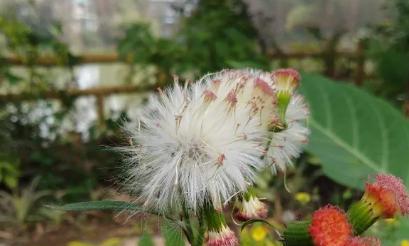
[1,212,163,246]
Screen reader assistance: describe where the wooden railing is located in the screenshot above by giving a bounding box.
[0,47,370,126]
[3,53,120,66]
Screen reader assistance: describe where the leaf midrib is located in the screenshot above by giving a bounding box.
[309,119,382,172]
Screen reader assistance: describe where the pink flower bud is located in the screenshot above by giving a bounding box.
[234,196,268,221]
[206,226,238,246]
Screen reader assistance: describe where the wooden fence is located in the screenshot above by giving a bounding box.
[0,48,369,126]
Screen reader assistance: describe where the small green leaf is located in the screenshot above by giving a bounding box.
[56,200,140,212]
[161,220,185,246]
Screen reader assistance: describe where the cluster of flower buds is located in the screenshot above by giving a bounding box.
[202,192,269,246]
[283,205,381,246]
[283,174,409,246]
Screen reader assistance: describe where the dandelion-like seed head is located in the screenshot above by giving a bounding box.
[122,77,264,212]
[364,174,409,217]
[309,205,352,246]
[201,69,309,173]
[121,68,309,212]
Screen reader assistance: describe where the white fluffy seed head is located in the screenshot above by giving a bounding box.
[122,79,265,213]
[121,68,309,213]
[200,69,278,130]
[199,69,310,173]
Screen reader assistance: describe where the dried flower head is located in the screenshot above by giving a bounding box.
[364,174,409,217]
[309,205,352,246]
[122,79,264,212]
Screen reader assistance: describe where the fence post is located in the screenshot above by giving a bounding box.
[96,95,105,128]
[404,100,409,118]
[322,32,342,78]
[354,39,366,86]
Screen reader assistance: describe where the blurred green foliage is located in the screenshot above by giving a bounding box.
[118,0,269,82]
[0,155,19,189]
[175,0,269,73]
[240,224,280,246]
[366,0,409,99]
[118,23,184,84]
[0,16,75,88]
[0,178,51,227]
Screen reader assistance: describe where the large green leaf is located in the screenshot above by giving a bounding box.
[56,200,140,212]
[300,74,409,189]
[300,74,409,243]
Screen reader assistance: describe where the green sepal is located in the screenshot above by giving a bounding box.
[277,91,291,123]
[203,204,226,231]
[347,199,379,235]
[282,220,313,246]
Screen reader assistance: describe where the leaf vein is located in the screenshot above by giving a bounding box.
[341,89,359,148]
[363,94,389,171]
[310,119,381,172]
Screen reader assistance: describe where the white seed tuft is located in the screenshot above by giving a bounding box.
[122,79,264,212]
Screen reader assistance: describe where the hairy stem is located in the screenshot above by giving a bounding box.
[193,212,206,246]
[181,198,195,245]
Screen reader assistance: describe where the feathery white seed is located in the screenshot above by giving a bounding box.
[122,80,265,212]
[200,69,310,172]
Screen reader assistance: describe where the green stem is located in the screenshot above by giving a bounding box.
[181,199,195,245]
[243,188,256,201]
[203,205,226,231]
[263,120,287,161]
[193,212,206,246]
